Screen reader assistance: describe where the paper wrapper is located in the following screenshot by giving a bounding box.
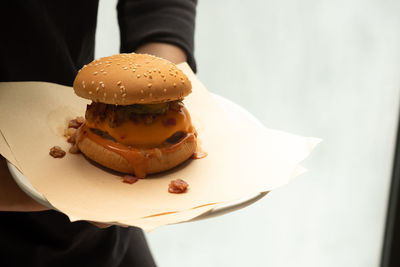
[0,63,320,231]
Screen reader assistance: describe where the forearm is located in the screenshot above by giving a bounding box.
[118,0,197,71]
[135,42,187,64]
[0,156,48,212]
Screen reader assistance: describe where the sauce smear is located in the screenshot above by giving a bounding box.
[76,124,197,178]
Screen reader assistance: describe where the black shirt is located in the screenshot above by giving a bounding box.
[0,0,196,85]
[0,0,196,266]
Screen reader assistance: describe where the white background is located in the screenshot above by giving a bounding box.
[95,0,400,266]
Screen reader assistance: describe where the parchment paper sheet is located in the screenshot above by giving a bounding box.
[0,63,320,230]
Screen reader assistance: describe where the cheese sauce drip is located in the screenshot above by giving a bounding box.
[86,105,194,148]
[76,125,196,178]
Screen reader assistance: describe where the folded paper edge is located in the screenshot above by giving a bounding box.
[0,129,23,172]
[64,163,309,229]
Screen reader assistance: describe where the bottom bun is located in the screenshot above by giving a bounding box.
[77,134,197,178]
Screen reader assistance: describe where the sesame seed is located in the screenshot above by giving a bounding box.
[123,67,128,70]
[96,87,99,92]
[101,83,105,88]
[147,83,152,88]
[140,98,144,102]
[137,74,141,78]
[114,93,117,98]
[163,88,167,93]
[88,91,92,95]
[91,81,95,85]
[141,89,144,94]
[104,92,107,97]
[148,70,152,73]
[161,74,165,78]
[117,81,122,86]
[132,69,136,72]
[100,69,104,72]
[181,81,185,84]
[122,93,127,97]
[93,72,98,75]
[103,72,107,75]
[143,73,147,77]
[173,83,176,87]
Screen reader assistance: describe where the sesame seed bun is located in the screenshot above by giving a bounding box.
[73,53,192,105]
[77,133,197,177]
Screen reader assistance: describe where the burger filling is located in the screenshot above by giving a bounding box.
[84,101,194,148]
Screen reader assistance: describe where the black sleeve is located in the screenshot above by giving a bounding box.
[117,0,197,72]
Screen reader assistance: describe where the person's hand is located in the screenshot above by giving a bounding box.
[88,221,113,229]
[1,157,128,229]
[0,156,49,212]
[135,42,187,64]
[88,221,129,229]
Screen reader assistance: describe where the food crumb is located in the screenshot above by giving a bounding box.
[68,117,85,129]
[123,175,139,184]
[49,146,66,158]
[168,179,189,194]
[68,144,80,154]
[67,133,76,144]
[64,127,77,138]
[65,116,84,153]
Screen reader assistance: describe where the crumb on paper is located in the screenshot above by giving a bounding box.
[68,144,80,154]
[68,116,85,129]
[67,133,77,144]
[64,127,77,138]
[123,175,139,184]
[49,146,66,158]
[65,116,84,153]
[168,179,189,194]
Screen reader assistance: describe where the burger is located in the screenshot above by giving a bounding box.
[72,53,197,178]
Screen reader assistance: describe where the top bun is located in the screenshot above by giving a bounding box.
[73,53,192,105]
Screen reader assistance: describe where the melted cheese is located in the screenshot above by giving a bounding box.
[86,106,193,148]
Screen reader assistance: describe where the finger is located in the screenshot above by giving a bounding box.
[88,221,113,228]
